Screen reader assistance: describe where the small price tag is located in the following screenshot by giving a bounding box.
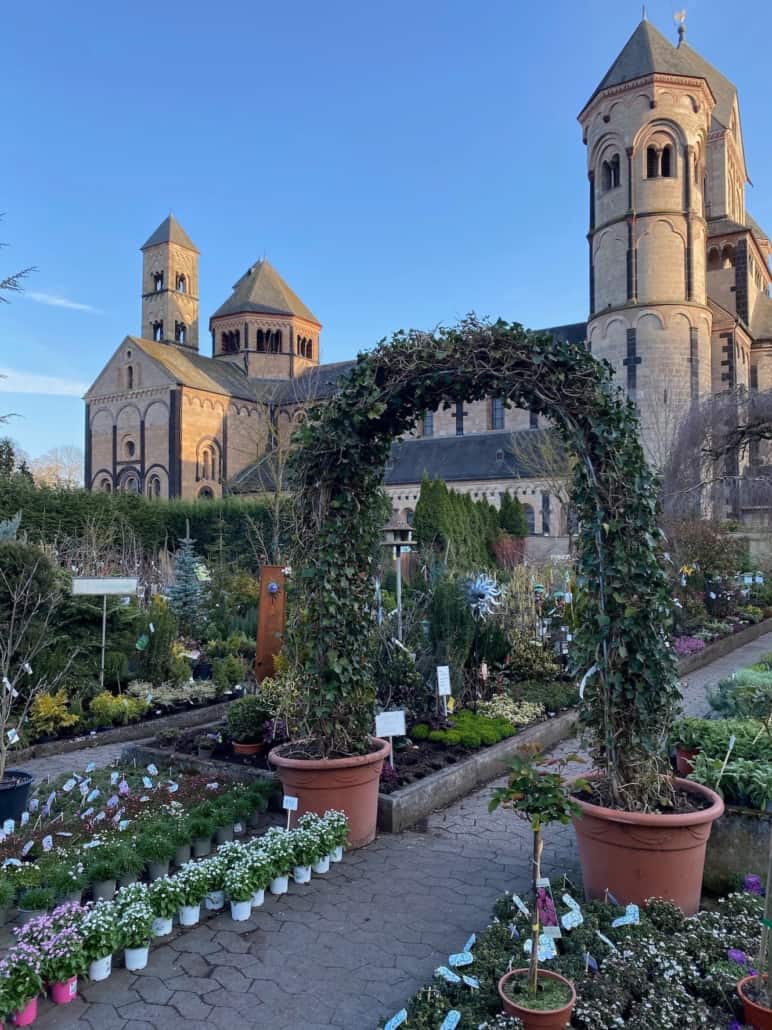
[282,795,299,812]
[462,974,480,989]
[2,819,13,836]
[107,795,119,808]
[596,931,618,952]
[435,966,461,984]
[118,820,130,831]
[85,762,96,773]
[440,1013,461,1030]
[110,772,120,785]
[448,951,473,967]
[142,777,153,789]
[94,811,106,822]
[20,812,29,827]
[62,779,76,793]
[42,835,53,852]
[147,763,158,776]
[512,894,530,917]
[437,665,451,697]
[46,791,56,809]
[87,788,101,803]
[21,841,34,857]
[464,933,476,952]
[6,729,19,745]
[81,807,95,819]
[28,799,38,813]
[168,782,179,794]
[611,903,640,928]
[119,780,130,796]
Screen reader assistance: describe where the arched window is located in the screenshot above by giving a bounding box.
[522,503,536,535]
[610,154,620,188]
[269,331,281,354]
[257,329,266,352]
[661,145,672,178]
[175,322,187,344]
[490,398,505,430]
[722,244,735,269]
[203,449,211,480]
[123,475,139,494]
[127,365,134,389]
[275,330,283,353]
[646,146,659,178]
[601,161,611,193]
[147,475,161,498]
[153,272,164,292]
[152,320,164,341]
[176,274,187,293]
[222,331,240,354]
[707,248,720,271]
[99,478,112,493]
[198,486,214,500]
[124,439,136,459]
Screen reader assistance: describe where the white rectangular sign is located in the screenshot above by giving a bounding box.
[282,795,298,812]
[437,666,451,697]
[375,710,406,738]
[72,577,139,596]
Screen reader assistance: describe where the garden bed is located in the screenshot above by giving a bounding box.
[704,804,772,895]
[676,614,772,675]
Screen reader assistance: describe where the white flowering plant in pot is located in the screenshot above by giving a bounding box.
[119,902,153,950]
[238,849,272,892]
[290,827,323,869]
[223,862,256,904]
[81,901,120,962]
[322,810,348,857]
[176,863,209,907]
[261,828,295,878]
[147,876,181,920]
[114,881,148,915]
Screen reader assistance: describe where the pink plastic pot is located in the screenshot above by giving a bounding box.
[50,976,77,1004]
[12,997,38,1026]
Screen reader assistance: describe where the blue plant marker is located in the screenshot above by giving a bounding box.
[383,1009,407,1030]
[440,1012,461,1030]
[85,762,96,773]
[462,974,480,989]
[586,952,599,972]
[464,933,476,952]
[448,951,474,967]
[435,966,462,984]
[605,890,620,907]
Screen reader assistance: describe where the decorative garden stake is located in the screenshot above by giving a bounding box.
[255,566,286,681]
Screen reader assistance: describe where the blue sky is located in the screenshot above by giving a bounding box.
[2,0,772,458]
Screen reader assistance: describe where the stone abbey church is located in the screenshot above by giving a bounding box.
[86,18,772,546]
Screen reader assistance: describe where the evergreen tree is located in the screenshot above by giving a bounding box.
[499,490,528,538]
[0,439,16,477]
[16,460,33,484]
[168,528,206,638]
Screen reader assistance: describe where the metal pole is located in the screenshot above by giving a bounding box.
[395,545,403,642]
[100,594,107,690]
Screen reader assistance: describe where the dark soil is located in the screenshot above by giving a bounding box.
[271,739,384,761]
[154,724,275,771]
[574,779,713,815]
[503,974,573,1011]
[378,741,473,794]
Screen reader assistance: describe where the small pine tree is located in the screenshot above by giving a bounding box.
[168,529,205,638]
[499,490,528,538]
[0,439,16,478]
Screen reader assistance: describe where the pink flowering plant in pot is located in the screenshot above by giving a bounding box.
[0,942,43,1025]
[39,925,86,1002]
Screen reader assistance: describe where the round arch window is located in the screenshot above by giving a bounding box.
[124,440,136,459]
[198,486,214,500]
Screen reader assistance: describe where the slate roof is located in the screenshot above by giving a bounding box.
[587,19,736,130]
[211,259,320,323]
[141,215,199,253]
[127,337,258,400]
[385,430,561,486]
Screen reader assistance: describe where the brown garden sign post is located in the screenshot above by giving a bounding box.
[255,566,286,681]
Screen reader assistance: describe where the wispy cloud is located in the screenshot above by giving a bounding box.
[25,291,102,313]
[0,367,88,397]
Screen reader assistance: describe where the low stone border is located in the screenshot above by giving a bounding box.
[121,740,275,786]
[704,804,770,894]
[677,616,772,676]
[14,701,233,763]
[377,708,579,833]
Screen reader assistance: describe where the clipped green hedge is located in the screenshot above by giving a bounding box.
[0,478,278,567]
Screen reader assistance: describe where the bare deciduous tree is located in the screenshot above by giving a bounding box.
[30,445,84,488]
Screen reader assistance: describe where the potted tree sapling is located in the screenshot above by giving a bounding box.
[176,862,209,927]
[120,902,154,972]
[490,750,584,1030]
[227,696,270,757]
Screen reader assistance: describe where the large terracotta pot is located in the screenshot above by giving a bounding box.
[268,737,391,849]
[498,969,576,1030]
[738,973,772,1030]
[571,774,724,915]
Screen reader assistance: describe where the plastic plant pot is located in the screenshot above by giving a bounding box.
[91,879,116,903]
[11,997,37,1027]
[251,889,265,909]
[312,856,330,875]
[147,860,170,881]
[50,977,77,1004]
[151,916,173,937]
[174,845,191,867]
[269,875,289,896]
[124,946,150,972]
[215,825,234,845]
[192,837,212,858]
[230,899,252,922]
[204,891,225,911]
[88,955,112,982]
[330,846,344,863]
[178,904,200,927]
[293,866,311,885]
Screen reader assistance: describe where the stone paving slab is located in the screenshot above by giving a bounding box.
[29,632,772,1029]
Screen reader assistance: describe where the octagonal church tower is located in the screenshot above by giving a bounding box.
[580,19,725,464]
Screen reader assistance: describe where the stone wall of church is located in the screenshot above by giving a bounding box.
[421,399,537,437]
[210,313,320,381]
[142,242,199,348]
[179,388,228,499]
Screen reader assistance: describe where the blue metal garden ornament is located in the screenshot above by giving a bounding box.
[465,573,502,620]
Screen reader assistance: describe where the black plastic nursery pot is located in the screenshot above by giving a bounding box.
[0,770,33,823]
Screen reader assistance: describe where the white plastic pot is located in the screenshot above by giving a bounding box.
[124,945,149,971]
[269,875,289,896]
[204,890,225,911]
[178,903,200,927]
[312,855,330,875]
[251,888,265,909]
[293,865,311,884]
[330,845,344,863]
[151,915,173,937]
[230,899,251,922]
[89,954,112,982]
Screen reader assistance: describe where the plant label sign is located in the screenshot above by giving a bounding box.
[384,1010,407,1030]
[282,795,298,811]
[440,1013,461,1030]
[2,819,13,836]
[436,666,451,715]
[375,710,406,738]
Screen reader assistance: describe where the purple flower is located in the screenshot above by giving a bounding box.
[728,1021,743,1030]
[744,874,765,896]
[727,948,747,965]
[673,635,706,656]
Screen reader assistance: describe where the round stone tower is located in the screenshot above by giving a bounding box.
[579,19,715,466]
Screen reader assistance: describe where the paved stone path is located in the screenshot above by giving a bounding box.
[27,633,772,1029]
[19,741,133,786]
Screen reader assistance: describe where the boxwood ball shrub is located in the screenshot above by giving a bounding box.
[289,317,678,809]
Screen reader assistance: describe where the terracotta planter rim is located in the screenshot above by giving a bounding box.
[269,736,391,772]
[498,967,577,1013]
[738,971,770,1003]
[571,772,724,828]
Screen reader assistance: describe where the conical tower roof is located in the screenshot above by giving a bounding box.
[584,19,736,129]
[141,215,199,253]
[211,259,319,324]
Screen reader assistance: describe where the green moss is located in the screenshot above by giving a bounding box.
[410,723,430,741]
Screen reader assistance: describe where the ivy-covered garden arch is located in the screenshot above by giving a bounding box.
[289,317,678,810]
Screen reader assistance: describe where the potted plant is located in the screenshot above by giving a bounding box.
[45,864,86,906]
[188,804,217,858]
[201,855,227,911]
[0,876,15,925]
[214,797,236,845]
[226,792,253,837]
[16,888,54,924]
[136,829,176,880]
[169,816,192,866]
[738,828,772,1028]
[81,901,120,982]
[120,902,153,972]
[670,716,705,776]
[86,849,119,902]
[40,925,85,1005]
[227,696,270,757]
[239,850,271,909]
[223,862,254,922]
[113,844,146,888]
[490,750,583,1029]
[176,862,208,927]
[0,943,43,1027]
[323,810,348,863]
[147,877,180,937]
[290,826,319,884]
[262,828,294,896]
